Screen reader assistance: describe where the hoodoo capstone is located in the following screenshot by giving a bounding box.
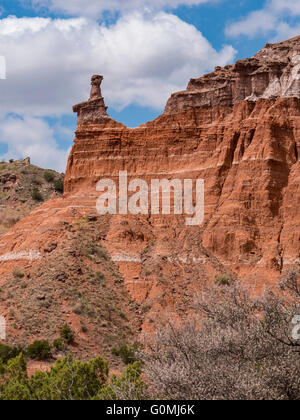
[73,74,109,125]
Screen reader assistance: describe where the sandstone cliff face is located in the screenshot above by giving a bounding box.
[0,36,300,352]
[166,35,300,113]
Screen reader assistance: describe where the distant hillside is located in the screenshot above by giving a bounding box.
[0,158,64,235]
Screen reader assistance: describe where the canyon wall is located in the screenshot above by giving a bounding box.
[0,36,300,353]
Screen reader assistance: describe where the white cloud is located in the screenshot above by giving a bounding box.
[0,13,236,114]
[0,12,235,169]
[271,0,300,15]
[0,115,68,171]
[226,9,277,38]
[273,22,300,42]
[226,0,300,40]
[30,0,220,17]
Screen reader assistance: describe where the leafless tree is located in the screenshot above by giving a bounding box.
[141,272,300,400]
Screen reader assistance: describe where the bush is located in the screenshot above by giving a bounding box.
[95,272,106,282]
[215,274,233,286]
[0,354,110,401]
[26,341,51,361]
[31,188,43,201]
[54,179,64,193]
[81,325,88,333]
[44,171,55,183]
[97,362,148,400]
[53,339,65,352]
[111,343,141,365]
[60,324,75,345]
[142,277,300,400]
[80,243,108,261]
[12,269,25,279]
[0,344,23,364]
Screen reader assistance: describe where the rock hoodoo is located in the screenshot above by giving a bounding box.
[0,36,300,353]
[73,75,109,125]
[90,74,104,100]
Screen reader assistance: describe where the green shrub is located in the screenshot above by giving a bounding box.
[44,171,55,183]
[0,344,23,364]
[80,243,108,261]
[54,179,64,193]
[26,341,51,361]
[111,343,141,365]
[81,325,88,333]
[215,274,234,286]
[60,324,75,345]
[95,272,106,282]
[97,362,148,400]
[53,339,65,352]
[31,188,43,201]
[0,354,147,400]
[12,269,25,279]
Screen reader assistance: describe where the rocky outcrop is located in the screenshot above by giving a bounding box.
[0,159,64,235]
[73,75,113,126]
[165,36,300,113]
[65,92,300,293]
[0,36,300,353]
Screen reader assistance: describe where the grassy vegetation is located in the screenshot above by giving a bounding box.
[0,354,147,400]
[0,158,64,235]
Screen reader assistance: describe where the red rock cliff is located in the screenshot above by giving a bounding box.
[0,36,300,351]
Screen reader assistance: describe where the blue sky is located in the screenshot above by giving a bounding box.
[0,0,300,170]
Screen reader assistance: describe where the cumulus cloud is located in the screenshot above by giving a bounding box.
[225,9,277,38]
[30,0,220,17]
[273,22,300,43]
[0,13,236,114]
[226,0,300,41]
[0,12,235,169]
[0,116,68,171]
[271,0,300,15]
